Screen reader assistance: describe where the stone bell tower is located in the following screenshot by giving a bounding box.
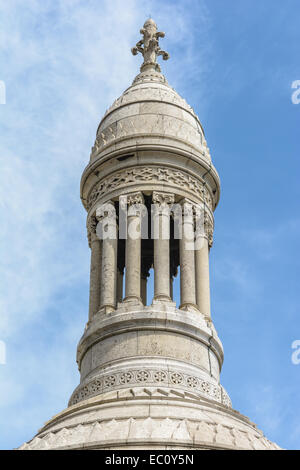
[20,19,280,450]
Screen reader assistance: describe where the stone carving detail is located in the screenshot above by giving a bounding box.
[131,19,169,73]
[170,372,183,384]
[87,166,213,211]
[104,376,116,387]
[120,372,133,384]
[136,370,150,382]
[152,191,175,206]
[200,381,210,393]
[69,368,231,408]
[153,371,167,382]
[187,376,198,388]
[221,389,232,408]
[86,215,98,247]
[92,113,203,155]
[126,191,144,206]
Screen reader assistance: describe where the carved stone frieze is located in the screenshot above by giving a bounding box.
[87,166,213,211]
[68,367,231,408]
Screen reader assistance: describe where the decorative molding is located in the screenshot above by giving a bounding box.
[69,367,231,408]
[87,166,213,211]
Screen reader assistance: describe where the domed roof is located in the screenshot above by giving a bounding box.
[90,19,211,165]
[19,387,281,450]
[90,69,210,163]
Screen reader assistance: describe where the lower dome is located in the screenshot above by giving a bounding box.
[19,387,280,450]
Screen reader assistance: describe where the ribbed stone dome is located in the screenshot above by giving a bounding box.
[90,69,211,164]
[19,388,281,450]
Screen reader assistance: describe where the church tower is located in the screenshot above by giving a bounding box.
[20,19,280,450]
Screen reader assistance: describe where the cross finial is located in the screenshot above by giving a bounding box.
[131,19,170,73]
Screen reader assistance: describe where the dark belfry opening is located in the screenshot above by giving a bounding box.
[116,200,125,303]
[141,195,154,305]
[170,215,179,306]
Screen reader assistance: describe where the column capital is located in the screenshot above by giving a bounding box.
[152,191,175,206]
[120,192,145,219]
[95,200,116,222]
[179,200,214,249]
[179,198,196,217]
[127,191,144,206]
[120,191,144,207]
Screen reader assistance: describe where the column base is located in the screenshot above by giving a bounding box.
[179,302,200,314]
[153,294,172,302]
[99,304,116,314]
[123,296,143,305]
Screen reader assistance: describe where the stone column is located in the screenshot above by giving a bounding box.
[179,200,197,311]
[152,192,174,301]
[88,216,102,322]
[96,201,118,314]
[195,212,213,319]
[123,192,144,303]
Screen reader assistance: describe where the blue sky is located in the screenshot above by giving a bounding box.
[0,0,299,450]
